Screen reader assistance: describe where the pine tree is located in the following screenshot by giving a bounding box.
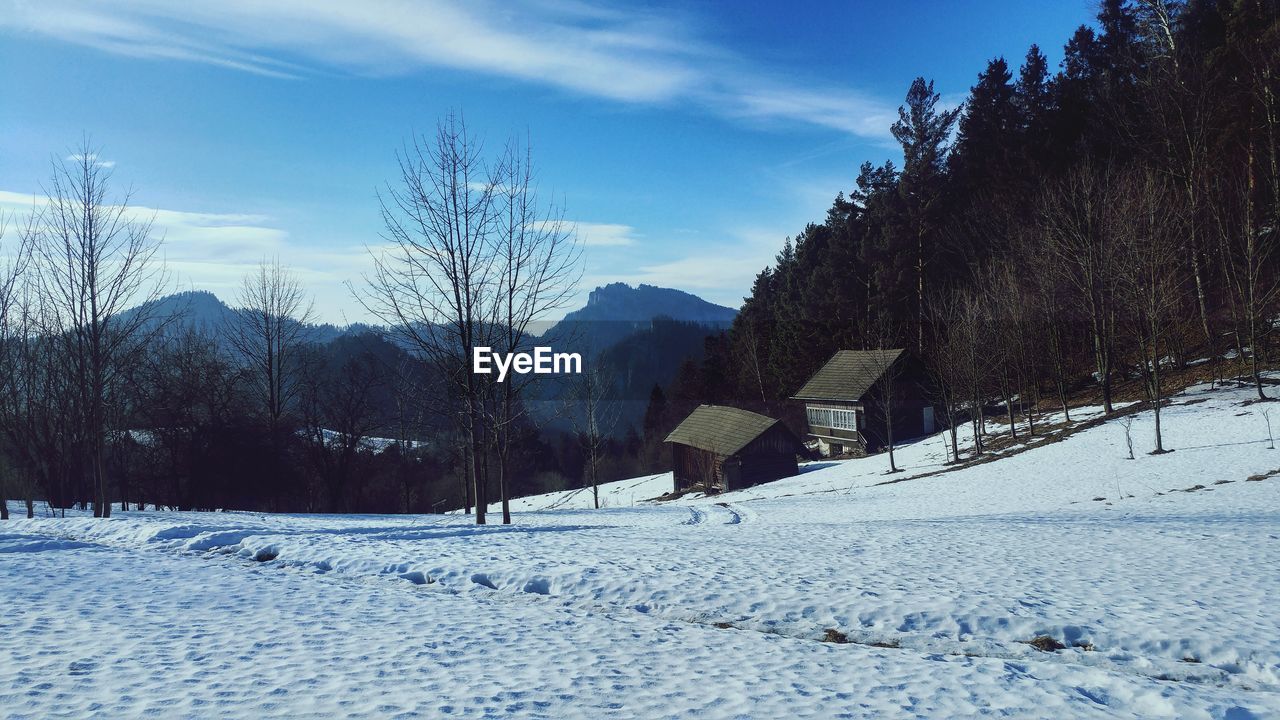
[642,384,667,444]
[890,78,961,351]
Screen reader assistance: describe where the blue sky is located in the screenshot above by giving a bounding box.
[0,1,1095,323]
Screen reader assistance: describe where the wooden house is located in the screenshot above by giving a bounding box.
[791,349,934,456]
[664,405,804,493]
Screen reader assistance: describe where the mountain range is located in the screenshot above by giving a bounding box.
[130,284,737,434]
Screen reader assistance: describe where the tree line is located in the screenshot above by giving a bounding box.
[0,121,622,522]
[665,0,1279,460]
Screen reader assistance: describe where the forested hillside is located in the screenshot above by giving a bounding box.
[663,0,1279,460]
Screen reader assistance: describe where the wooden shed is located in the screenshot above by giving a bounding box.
[791,349,934,456]
[664,405,804,494]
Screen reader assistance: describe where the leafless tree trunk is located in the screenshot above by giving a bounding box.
[1028,246,1073,424]
[226,259,313,512]
[739,321,770,408]
[924,291,965,462]
[865,314,904,473]
[0,215,29,520]
[359,114,581,524]
[487,137,581,524]
[1135,0,1217,347]
[226,259,315,432]
[27,143,170,518]
[1119,168,1188,453]
[569,359,618,508]
[947,289,988,457]
[1040,163,1124,414]
[1212,153,1279,401]
[391,359,430,513]
[358,113,501,525]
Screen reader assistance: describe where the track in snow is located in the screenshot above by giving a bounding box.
[714,502,744,524]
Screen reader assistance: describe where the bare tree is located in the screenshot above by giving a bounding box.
[1134,0,1218,346]
[301,352,384,512]
[27,144,170,517]
[566,356,619,509]
[0,214,29,520]
[1026,238,1074,424]
[948,288,989,457]
[358,113,501,524]
[737,318,770,408]
[390,358,432,513]
[1118,168,1188,453]
[1212,145,1280,400]
[134,328,245,511]
[1040,163,1125,414]
[226,259,315,433]
[358,113,581,525]
[486,136,581,524]
[987,263,1047,439]
[0,279,79,517]
[924,291,964,462]
[864,314,905,473]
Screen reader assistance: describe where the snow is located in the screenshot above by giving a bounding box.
[466,472,674,512]
[4,381,1280,718]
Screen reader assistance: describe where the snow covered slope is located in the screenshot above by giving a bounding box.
[3,380,1280,718]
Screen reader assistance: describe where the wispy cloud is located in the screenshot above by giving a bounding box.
[575,221,637,247]
[3,0,894,139]
[0,189,372,322]
[65,153,116,168]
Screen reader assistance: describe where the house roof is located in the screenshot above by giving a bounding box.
[791,349,905,403]
[664,405,785,456]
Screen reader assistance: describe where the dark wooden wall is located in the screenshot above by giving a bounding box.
[671,444,724,492]
[861,365,934,451]
[724,424,802,491]
[670,422,802,493]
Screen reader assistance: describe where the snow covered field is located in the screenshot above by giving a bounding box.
[3,381,1280,718]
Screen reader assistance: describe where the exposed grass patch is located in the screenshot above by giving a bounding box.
[1024,635,1066,652]
[821,628,850,644]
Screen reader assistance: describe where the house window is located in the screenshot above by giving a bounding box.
[806,407,858,431]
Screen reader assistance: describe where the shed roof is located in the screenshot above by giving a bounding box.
[791,348,905,403]
[664,405,784,456]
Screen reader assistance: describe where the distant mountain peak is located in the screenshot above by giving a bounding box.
[569,283,737,324]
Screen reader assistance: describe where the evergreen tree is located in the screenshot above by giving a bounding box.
[890,78,961,350]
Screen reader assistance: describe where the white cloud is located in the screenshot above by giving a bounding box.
[575,222,637,247]
[2,0,894,139]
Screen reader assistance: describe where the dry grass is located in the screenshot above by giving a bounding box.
[1024,635,1066,652]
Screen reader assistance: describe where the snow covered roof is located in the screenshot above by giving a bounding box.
[791,349,905,403]
[664,405,784,456]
